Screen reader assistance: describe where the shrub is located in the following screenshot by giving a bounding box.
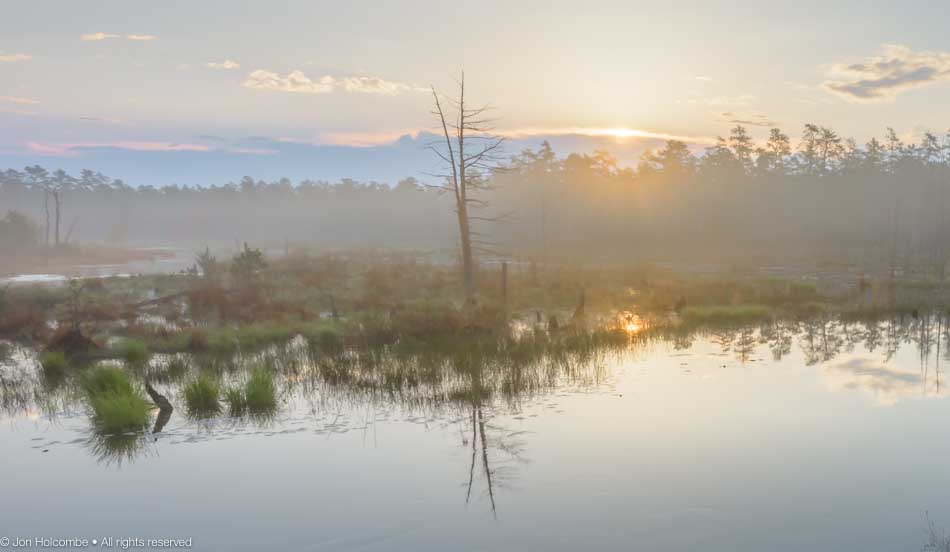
[231,242,267,288]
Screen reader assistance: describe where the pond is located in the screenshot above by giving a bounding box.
[2,315,949,551]
[0,247,193,286]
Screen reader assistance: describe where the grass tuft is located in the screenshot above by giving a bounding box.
[244,368,277,413]
[223,368,278,418]
[80,366,150,434]
[113,338,149,364]
[224,387,247,417]
[39,350,68,377]
[183,374,221,418]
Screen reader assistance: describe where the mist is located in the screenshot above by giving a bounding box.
[2,124,945,275]
[7,3,950,550]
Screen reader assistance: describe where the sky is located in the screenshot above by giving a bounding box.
[4,0,950,185]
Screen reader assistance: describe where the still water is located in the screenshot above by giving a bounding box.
[2,318,949,551]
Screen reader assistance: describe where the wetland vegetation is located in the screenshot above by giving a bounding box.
[5,31,950,549]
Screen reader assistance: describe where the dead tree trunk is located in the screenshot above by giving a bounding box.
[429,73,505,300]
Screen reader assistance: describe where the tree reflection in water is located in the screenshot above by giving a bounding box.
[3,311,950,471]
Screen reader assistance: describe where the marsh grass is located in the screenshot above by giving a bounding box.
[38,350,69,390]
[39,351,68,378]
[224,387,247,417]
[183,374,221,418]
[221,368,278,418]
[244,368,277,413]
[925,512,950,552]
[80,366,150,434]
[160,356,190,382]
[113,338,149,364]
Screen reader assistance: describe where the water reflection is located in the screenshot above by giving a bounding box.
[4,311,950,467]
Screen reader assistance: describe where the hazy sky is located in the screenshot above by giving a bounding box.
[4,0,950,183]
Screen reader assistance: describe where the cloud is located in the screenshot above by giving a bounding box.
[823,44,950,102]
[81,32,119,41]
[716,111,776,127]
[81,32,157,42]
[242,69,419,95]
[0,52,31,63]
[0,96,39,105]
[823,357,944,405]
[79,116,124,124]
[313,129,424,147]
[25,141,210,157]
[243,70,334,93]
[206,59,240,70]
[338,75,416,95]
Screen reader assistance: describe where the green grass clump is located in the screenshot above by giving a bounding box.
[681,304,772,325]
[113,338,149,364]
[244,369,277,412]
[224,387,247,417]
[224,369,277,418]
[160,357,190,382]
[81,367,150,434]
[39,351,68,376]
[183,374,221,418]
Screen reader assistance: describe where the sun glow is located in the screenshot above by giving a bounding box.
[500,126,716,145]
[613,311,646,334]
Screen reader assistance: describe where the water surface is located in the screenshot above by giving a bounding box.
[2,317,949,551]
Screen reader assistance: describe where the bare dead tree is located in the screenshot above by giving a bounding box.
[428,72,506,299]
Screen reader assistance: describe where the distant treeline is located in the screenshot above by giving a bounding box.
[2,124,949,271]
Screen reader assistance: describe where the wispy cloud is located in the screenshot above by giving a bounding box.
[314,129,423,146]
[79,116,124,124]
[81,32,119,41]
[0,96,39,105]
[81,32,157,42]
[244,70,334,94]
[243,69,421,95]
[25,141,209,157]
[206,59,240,70]
[823,44,950,102]
[823,357,944,405]
[716,111,776,127]
[0,52,31,63]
